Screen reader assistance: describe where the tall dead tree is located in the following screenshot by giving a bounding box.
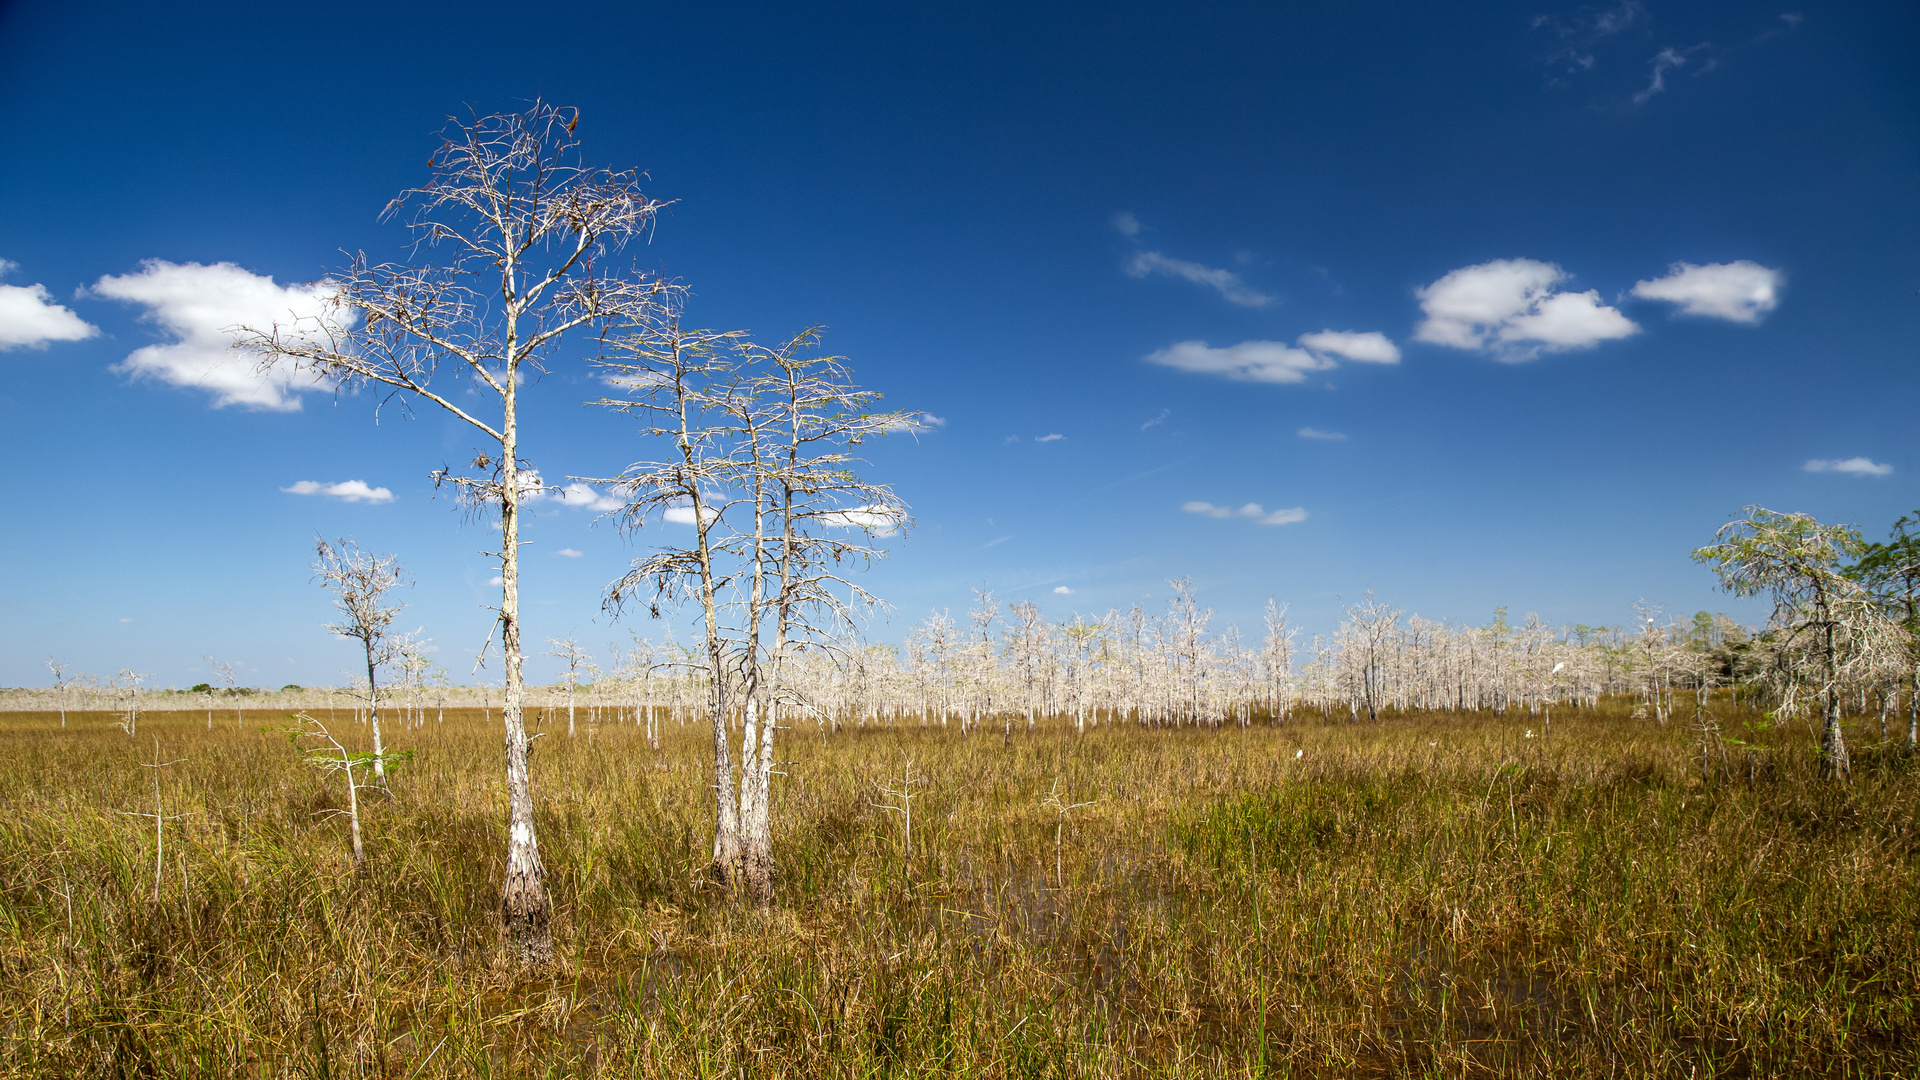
[593,325,912,903]
[238,104,674,962]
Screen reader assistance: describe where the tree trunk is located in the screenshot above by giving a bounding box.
[1821,691,1851,780]
[343,745,366,867]
[499,411,554,964]
[740,693,775,904]
[366,653,386,782]
[1909,667,1918,752]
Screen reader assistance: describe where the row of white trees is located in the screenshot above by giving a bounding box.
[568,578,1910,749]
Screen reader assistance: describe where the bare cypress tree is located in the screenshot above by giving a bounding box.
[1261,599,1294,723]
[238,104,675,962]
[312,538,408,782]
[545,636,590,737]
[206,656,241,730]
[116,669,153,737]
[44,658,69,728]
[1342,590,1403,723]
[1008,600,1047,732]
[591,325,911,902]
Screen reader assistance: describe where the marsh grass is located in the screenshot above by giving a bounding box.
[0,700,1915,1077]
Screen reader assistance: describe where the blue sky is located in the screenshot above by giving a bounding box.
[2,0,1915,688]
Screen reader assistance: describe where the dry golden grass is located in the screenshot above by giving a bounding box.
[0,699,1914,1077]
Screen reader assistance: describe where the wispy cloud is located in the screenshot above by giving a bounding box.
[92,260,345,411]
[1035,433,1064,443]
[1182,501,1308,526]
[281,480,396,504]
[1111,211,1142,238]
[1126,251,1274,308]
[1631,261,1782,323]
[1053,585,1074,595]
[1140,408,1170,431]
[0,261,97,349]
[1414,258,1638,361]
[983,535,1013,548]
[1297,427,1347,441]
[1532,1,1647,78]
[556,548,584,558]
[1804,457,1892,478]
[1535,5,1792,102]
[1633,45,1712,104]
[1145,340,1332,384]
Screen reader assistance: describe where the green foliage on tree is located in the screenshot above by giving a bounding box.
[1693,506,1885,779]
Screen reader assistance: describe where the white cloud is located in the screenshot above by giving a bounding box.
[662,503,720,526]
[1414,258,1638,361]
[1053,586,1074,595]
[0,267,97,349]
[1297,427,1346,441]
[550,481,622,513]
[1503,290,1640,350]
[487,575,504,586]
[817,503,904,537]
[91,260,343,410]
[281,480,396,504]
[1804,457,1892,477]
[1035,433,1064,443]
[1111,211,1142,238]
[1182,501,1308,526]
[1297,330,1400,364]
[1126,251,1273,307]
[556,548,584,558]
[1145,340,1333,384]
[1630,261,1782,323]
[1140,408,1169,430]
